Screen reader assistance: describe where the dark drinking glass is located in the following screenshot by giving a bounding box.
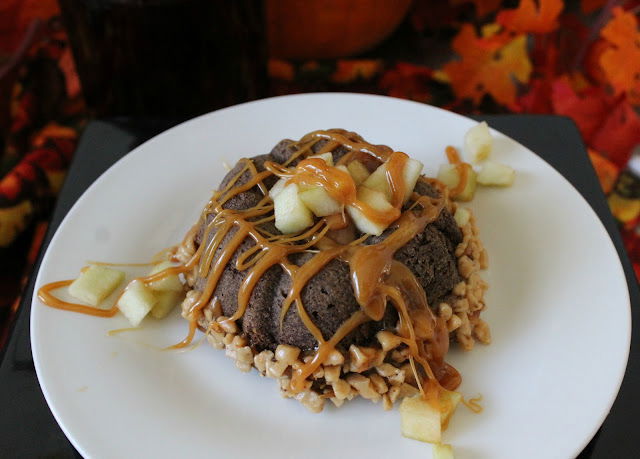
[59,0,267,119]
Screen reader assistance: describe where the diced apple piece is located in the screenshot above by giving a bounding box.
[308,152,334,166]
[436,164,458,189]
[440,390,462,429]
[363,158,423,203]
[151,290,185,319]
[362,162,389,196]
[436,164,477,202]
[400,394,442,443]
[117,280,157,326]
[477,161,515,187]
[68,265,125,307]
[299,186,342,217]
[401,158,424,203]
[347,160,370,185]
[453,207,470,227]
[400,390,462,444]
[464,121,492,163]
[147,261,183,292]
[274,183,314,234]
[346,186,394,236]
[433,444,455,459]
[269,178,287,199]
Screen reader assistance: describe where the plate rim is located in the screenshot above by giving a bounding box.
[30,92,632,458]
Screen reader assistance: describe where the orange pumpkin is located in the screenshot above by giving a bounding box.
[267,0,413,60]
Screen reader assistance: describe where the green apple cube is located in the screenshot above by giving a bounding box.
[274,183,314,234]
[400,158,424,202]
[117,280,157,327]
[151,290,184,319]
[346,186,394,236]
[269,178,288,199]
[436,164,477,202]
[453,207,470,227]
[308,152,334,166]
[347,160,370,185]
[299,186,341,217]
[464,121,492,163]
[477,161,515,187]
[433,444,454,459]
[68,265,125,306]
[363,158,423,203]
[400,394,442,444]
[147,261,183,292]
[362,163,390,198]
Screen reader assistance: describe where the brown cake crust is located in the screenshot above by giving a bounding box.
[189,138,464,352]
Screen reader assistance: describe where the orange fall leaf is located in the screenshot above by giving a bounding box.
[588,148,619,194]
[599,7,640,105]
[443,24,532,107]
[497,0,564,34]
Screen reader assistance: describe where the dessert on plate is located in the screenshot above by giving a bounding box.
[173,128,490,413]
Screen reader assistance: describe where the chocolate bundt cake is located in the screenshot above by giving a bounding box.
[175,129,489,412]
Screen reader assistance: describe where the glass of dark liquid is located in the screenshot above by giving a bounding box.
[59,0,267,119]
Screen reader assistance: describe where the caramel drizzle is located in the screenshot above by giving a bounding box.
[445,145,471,198]
[183,129,459,395]
[38,129,461,399]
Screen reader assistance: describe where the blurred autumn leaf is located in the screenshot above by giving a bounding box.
[443,24,531,106]
[497,0,564,34]
[450,0,503,18]
[599,7,640,105]
[0,0,59,54]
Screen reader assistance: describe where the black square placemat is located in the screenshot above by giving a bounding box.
[1,115,636,458]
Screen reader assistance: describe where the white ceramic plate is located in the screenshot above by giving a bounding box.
[32,94,630,459]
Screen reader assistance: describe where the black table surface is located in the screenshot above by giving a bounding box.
[0,115,637,458]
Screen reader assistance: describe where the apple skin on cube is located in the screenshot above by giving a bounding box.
[401,158,424,202]
[399,390,462,444]
[363,158,423,203]
[433,444,454,459]
[436,164,477,202]
[464,121,492,163]
[346,186,394,236]
[453,207,470,227]
[347,160,370,185]
[477,161,515,187]
[269,178,288,199]
[68,265,125,307]
[151,290,184,319]
[298,186,342,217]
[362,163,389,197]
[308,152,334,166]
[147,261,183,292]
[274,183,314,234]
[400,394,442,444]
[117,280,157,327]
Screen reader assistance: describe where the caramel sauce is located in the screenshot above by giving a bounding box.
[462,394,484,413]
[445,145,470,198]
[38,280,119,317]
[38,128,462,403]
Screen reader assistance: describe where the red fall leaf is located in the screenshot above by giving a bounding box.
[590,99,640,167]
[551,78,612,142]
[581,0,608,14]
[379,62,433,103]
[449,0,503,18]
[497,0,564,34]
[0,0,59,54]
